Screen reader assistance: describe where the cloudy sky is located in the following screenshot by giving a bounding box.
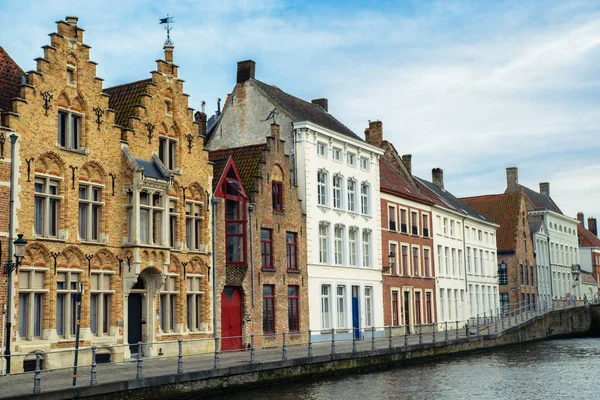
[2,0,599,221]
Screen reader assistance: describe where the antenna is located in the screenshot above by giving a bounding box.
[159,15,175,46]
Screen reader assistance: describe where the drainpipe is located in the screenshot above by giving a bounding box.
[248,203,255,307]
[292,126,297,187]
[542,215,554,300]
[462,216,469,319]
[5,134,17,375]
[211,196,219,337]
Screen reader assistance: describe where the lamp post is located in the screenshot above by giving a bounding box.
[3,234,27,375]
[388,252,396,273]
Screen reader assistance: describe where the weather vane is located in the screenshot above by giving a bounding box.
[159,15,175,46]
[262,108,280,125]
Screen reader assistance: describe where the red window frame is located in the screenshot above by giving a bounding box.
[263,285,275,334]
[414,292,422,325]
[288,285,299,332]
[412,247,419,276]
[402,246,408,275]
[225,183,247,265]
[392,291,399,326]
[260,228,274,269]
[286,232,298,271]
[272,181,283,212]
[425,292,432,323]
[424,249,430,277]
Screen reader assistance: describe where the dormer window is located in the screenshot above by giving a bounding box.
[159,137,177,171]
[165,100,172,116]
[58,110,81,150]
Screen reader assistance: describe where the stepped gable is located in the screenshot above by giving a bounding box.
[103,78,151,127]
[209,143,267,192]
[379,157,432,204]
[0,46,25,114]
[578,224,600,248]
[461,192,522,252]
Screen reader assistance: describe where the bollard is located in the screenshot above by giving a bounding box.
[331,328,336,355]
[282,332,288,360]
[371,326,376,350]
[33,350,41,394]
[514,311,517,326]
[433,324,436,343]
[136,342,143,379]
[501,313,505,330]
[495,316,498,333]
[214,337,220,369]
[476,315,480,330]
[418,324,423,344]
[444,321,448,341]
[177,339,183,374]
[308,330,313,357]
[521,308,525,322]
[404,328,408,347]
[90,346,98,386]
[483,311,487,326]
[353,328,357,353]
[455,321,459,339]
[388,326,393,349]
[250,334,255,363]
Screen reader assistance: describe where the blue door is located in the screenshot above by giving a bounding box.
[352,286,360,339]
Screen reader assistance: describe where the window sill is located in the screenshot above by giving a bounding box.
[262,333,277,337]
[58,146,88,155]
[261,267,276,272]
[287,269,301,274]
[334,329,350,333]
[159,332,181,337]
[34,236,66,243]
[78,240,107,246]
[273,210,285,214]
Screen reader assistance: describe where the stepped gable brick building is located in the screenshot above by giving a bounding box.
[461,192,536,313]
[0,17,212,373]
[504,167,581,303]
[576,214,600,296]
[208,123,307,350]
[364,121,437,332]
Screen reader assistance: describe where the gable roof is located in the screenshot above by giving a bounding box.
[528,214,544,235]
[252,79,362,141]
[379,158,432,205]
[513,185,562,214]
[581,271,597,285]
[461,192,522,252]
[209,143,267,193]
[578,224,600,249]
[0,46,25,114]
[103,79,151,127]
[415,177,491,224]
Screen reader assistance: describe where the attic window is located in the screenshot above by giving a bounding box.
[165,100,172,116]
[67,66,76,86]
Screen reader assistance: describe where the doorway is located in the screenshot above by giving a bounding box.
[128,293,143,354]
[221,287,242,351]
[352,285,360,339]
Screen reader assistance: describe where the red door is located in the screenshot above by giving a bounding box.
[221,287,242,351]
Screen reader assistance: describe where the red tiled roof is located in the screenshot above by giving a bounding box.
[0,46,25,114]
[379,157,432,205]
[578,224,600,248]
[461,192,522,252]
[103,79,151,127]
[581,272,597,285]
[209,144,267,193]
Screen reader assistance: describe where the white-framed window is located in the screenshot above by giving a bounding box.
[360,156,369,171]
[34,176,61,238]
[90,270,114,336]
[186,201,203,251]
[66,65,76,86]
[319,223,329,264]
[360,183,370,215]
[364,287,373,327]
[400,208,408,233]
[458,249,463,276]
[362,230,371,267]
[186,275,203,332]
[336,285,346,328]
[347,152,356,167]
[58,110,82,150]
[389,242,398,274]
[139,191,164,245]
[317,142,327,157]
[159,136,177,171]
[321,285,331,329]
[169,198,178,249]
[332,147,342,162]
[439,289,445,321]
[437,245,443,275]
[333,175,343,209]
[467,247,472,273]
[450,220,455,237]
[411,211,419,235]
[412,246,420,276]
[334,225,343,265]
[478,230,483,241]
[78,183,103,242]
[423,248,431,277]
[444,247,449,275]
[160,275,178,333]
[349,228,358,266]
[443,218,448,235]
[388,205,397,231]
[347,179,356,212]
[479,250,484,275]
[317,170,328,206]
[56,270,81,338]
[18,268,47,340]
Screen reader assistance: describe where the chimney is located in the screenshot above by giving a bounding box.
[589,217,598,236]
[237,60,256,83]
[539,182,550,197]
[432,168,444,189]
[402,154,412,176]
[270,123,280,140]
[506,167,519,192]
[194,103,207,138]
[311,98,328,112]
[66,16,78,26]
[577,212,585,226]
[364,120,383,147]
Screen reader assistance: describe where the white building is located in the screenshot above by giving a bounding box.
[576,215,600,299]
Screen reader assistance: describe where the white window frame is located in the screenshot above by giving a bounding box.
[389,241,398,275]
[317,170,328,206]
[347,152,356,167]
[359,156,370,171]
[78,182,103,242]
[90,270,115,337]
[316,142,327,158]
[159,136,177,171]
[347,179,356,212]
[34,175,62,238]
[18,268,48,341]
[332,147,342,162]
[321,284,331,329]
[186,200,204,251]
[186,274,204,332]
[360,182,370,215]
[56,269,81,339]
[388,204,397,231]
[319,223,329,264]
[160,275,178,333]
[139,190,165,245]
[336,285,346,328]
[58,109,83,150]
[412,246,421,276]
[349,228,358,266]
[334,225,344,265]
[332,174,343,209]
[362,230,372,267]
[364,286,373,327]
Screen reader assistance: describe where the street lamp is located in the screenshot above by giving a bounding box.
[2,234,27,274]
[388,252,396,272]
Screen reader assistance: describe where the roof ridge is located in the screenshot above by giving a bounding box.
[461,192,514,200]
[103,78,152,92]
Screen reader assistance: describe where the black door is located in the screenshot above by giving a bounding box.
[128,293,143,354]
[403,291,411,334]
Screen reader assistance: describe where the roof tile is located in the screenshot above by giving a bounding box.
[209,144,267,192]
[0,46,25,114]
[578,224,600,248]
[103,79,151,127]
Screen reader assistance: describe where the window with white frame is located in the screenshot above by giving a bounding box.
[186,201,203,251]
[90,271,113,336]
[34,176,61,238]
[58,110,82,150]
[159,136,177,171]
[458,249,463,276]
[336,285,346,328]
[317,142,327,157]
[360,183,370,215]
[321,285,331,329]
[140,191,164,245]
[333,175,343,209]
[437,245,442,275]
[334,225,343,265]
[362,230,371,267]
[319,223,329,264]
[360,156,369,171]
[347,152,356,167]
[412,247,420,276]
[365,287,373,327]
[317,170,328,206]
[451,248,456,275]
[169,199,178,249]
[332,147,342,162]
[479,250,484,275]
[389,242,398,275]
[388,205,397,231]
[56,270,81,338]
[467,247,472,273]
[349,228,358,266]
[443,218,448,235]
[160,276,177,333]
[450,220,455,237]
[424,248,431,277]
[347,179,356,212]
[186,275,203,332]
[444,247,449,274]
[78,183,102,242]
[401,245,409,275]
[401,209,408,233]
[411,211,419,235]
[18,269,46,340]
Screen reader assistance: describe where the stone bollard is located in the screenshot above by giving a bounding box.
[445,321,448,341]
[418,324,423,344]
[33,350,41,394]
[136,342,143,379]
[371,326,376,350]
[404,328,408,347]
[331,328,336,355]
[308,330,313,357]
[353,328,357,353]
[214,338,220,369]
[250,334,255,363]
[282,332,288,360]
[177,339,183,374]
[455,321,459,339]
[433,324,436,343]
[90,346,98,386]
[388,326,393,349]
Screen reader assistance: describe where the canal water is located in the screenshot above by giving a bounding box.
[213,338,600,400]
